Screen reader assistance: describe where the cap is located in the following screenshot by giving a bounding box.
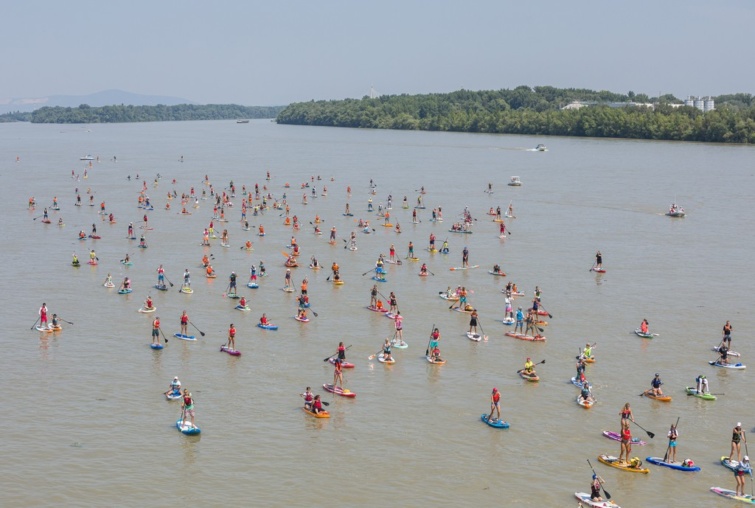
[738,422,742,427]
[492,387,498,392]
[526,357,531,361]
[746,456,750,461]
[592,474,597,479]
[655,373,660,376]
[174,377,178,380]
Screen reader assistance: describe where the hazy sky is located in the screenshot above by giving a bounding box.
[2,0,752,105]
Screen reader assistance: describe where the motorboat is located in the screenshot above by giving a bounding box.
[236,119,250,124]
[507,176,522,187]
[80,155,94,160]
[535,144,547,151]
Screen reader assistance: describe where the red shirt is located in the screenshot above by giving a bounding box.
[492,392,500,403]
[181,314,188,324]
[229,326,236,337]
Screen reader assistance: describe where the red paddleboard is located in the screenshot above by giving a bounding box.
[504,332,546,342]
[329,358,355,368]
[220,345,241,356]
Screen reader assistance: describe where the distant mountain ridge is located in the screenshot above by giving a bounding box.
[0,89,193,114]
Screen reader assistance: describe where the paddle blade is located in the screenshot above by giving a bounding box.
[646,431,655,438]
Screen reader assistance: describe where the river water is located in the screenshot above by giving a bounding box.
[2,120,754,507]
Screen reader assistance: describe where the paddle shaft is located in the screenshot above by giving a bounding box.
[189,321,205,336]
[164,275,174,287]
[58,317,74,325]
[586,459,611,500]
[631,420,655,439]
[30,316,40,330]
[159,327,169,344]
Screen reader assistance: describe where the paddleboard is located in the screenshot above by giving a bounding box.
[154,284,168,291]
[602,430,646,445]
[180,287,193,294]
[597,454,650,474]
[384,312,398,320]
[165,391,182,400]
[571,377,592,389]
[577,394,595,408]
[294,315,310,322]
[481,414,509,429]
[247,282,259,289]
[502,317,515,325]
[634,329,657,338]
[235,305,251,311]
[518,370,539,382]
[176,419,201,435]
[329,358,355,368]
[505,332,546,341]
[332,280,344,285]
[439,294,459,301]
[220,345,241,356]
[257,323,279,330]
[709,361,746,369]
[391,339,408,349]
[104,282,115,288]
[302,407,330,418]
[466,332,486,342]
[377,353,396,364]
[118,288,132,294]
[643,392,672,402]
[685,387,717,400]
[406,257,419,262]
[138,306,156,313]
[646,456,700,472]
[710,487,755,504]
[367,305,388,313]
[425,355,446,365]
[174,333,197,341]
[574,493,621,508]
[227,293,241,299]
[371,276,387,282]
[322,383,356,398]
[591,268,607,273]
[488,270,506,276]
[282,286,295,293]
[449,265,479,271]
[150,343,164,350]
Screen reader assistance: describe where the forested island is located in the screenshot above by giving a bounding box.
[0,104,284,123]
[276,87,755,144]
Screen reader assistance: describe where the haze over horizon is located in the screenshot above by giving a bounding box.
[2,0,752,106]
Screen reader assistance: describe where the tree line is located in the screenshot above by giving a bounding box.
[0,103,285,124]
[276,87,755,144]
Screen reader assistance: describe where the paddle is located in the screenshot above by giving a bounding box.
[189,321,206,337]
[631,420,655,439]
[323,345,352,362]
[747,441,754,497]
[30,316,40,330]
[663,417,680,462]
[361,267,374,276]
[538,304,553,319]
[586,459,611,500]
[32,214,44,221]
[58,317,74,325]
[425,323,436,356]
[164,275,174,287]
[159,327,169,344]
[477,318,487,340]
[687,391,725,396]
[589,264,596,272]
[307,307,319,317]
[368,346,384,360]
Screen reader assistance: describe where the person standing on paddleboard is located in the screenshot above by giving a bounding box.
[524,310,537,337]
[389,292,398,314]
[333,358,344,389]
[180,311,189,337]
[462,246,469,268]
[667,422,679,463]
[39,303,49,328]
[369,285,378,308]
[469,310,479,335]
[619,424,632,464]
[595,251,602,270]
[151,316,161,345]
[156,265,165,287]
[487,387,501,422]
[183,268,191,288]
[429,328,441,353]
[620,403,634,428]
[227,323,236,351]
[722,320,733,348]
[735,455,751,496]
[515,307,524,334]
[394,312,404,345]
[407,241,415,259]
[730,423,746,463]
[181,389,196,429]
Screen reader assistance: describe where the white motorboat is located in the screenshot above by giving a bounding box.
[507,176,522,187]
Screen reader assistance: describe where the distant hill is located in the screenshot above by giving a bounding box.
[0,89,193,114]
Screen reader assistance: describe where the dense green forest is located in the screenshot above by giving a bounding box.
[276,87,755,143]
[0,104,284,123]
